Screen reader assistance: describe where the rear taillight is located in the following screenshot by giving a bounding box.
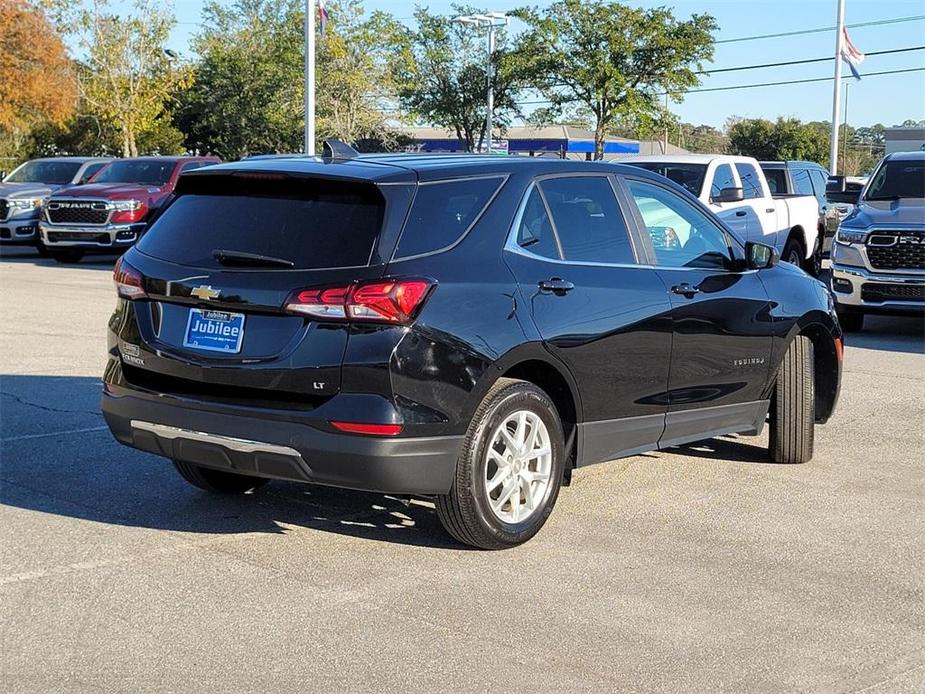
[284,278,434,324]
[113,257,147,300]
[330,421,403,436]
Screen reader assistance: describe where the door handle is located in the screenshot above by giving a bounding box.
[765,207,775,213]
[735,210,747,217]
[670,283,701,298]
[538,277,575,294]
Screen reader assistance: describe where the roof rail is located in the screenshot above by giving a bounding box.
[323,139,360,161]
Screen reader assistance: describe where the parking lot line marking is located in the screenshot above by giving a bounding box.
[2,425,109,443]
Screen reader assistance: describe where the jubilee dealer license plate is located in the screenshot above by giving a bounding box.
[183,308,245,353]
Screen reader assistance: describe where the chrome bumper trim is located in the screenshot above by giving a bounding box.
[130,420,304,459]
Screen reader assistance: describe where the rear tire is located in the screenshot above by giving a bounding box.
[769,335,815,464]
[50,249,85,264]
[172,460,269,494]
[436,378,565,550]
[837,309,864,332]
[782,235,805,269]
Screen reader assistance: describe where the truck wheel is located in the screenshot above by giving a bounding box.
[172,460,269,494]
[36,241,50,258]
[782,236,805,269]
[837,309,864,332]
[769,335,814,464]
[436,378,565,550]
[50,249,85,264]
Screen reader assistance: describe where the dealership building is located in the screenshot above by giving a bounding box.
[399,125,688,159]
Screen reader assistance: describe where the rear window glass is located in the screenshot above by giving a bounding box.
[137,176,384,270]
[394,176,503,258]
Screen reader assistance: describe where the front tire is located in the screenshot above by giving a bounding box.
[173,460,269,494]
[50,249,85,264]
[837,309,864,332]
[769,335,815,464]
[436,378,565,550]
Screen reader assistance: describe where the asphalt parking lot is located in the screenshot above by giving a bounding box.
[1,248,923,693]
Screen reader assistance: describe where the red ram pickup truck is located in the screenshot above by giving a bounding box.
[39,155,220,263]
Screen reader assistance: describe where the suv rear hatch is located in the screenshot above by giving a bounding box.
[116,167,416,405]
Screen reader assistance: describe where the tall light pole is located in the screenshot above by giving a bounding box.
[454,12,510,153]
[304,0,316,155]
[829,0,846,174]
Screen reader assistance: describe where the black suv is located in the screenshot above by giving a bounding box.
[102,154,842,549]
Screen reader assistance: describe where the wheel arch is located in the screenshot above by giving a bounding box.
[772,319,841,424]
[472,345,583,474]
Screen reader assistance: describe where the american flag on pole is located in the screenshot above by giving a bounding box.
[840,27,864,80]
[318,0,328,34]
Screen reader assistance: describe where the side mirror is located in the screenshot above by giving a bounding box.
[712,187,744,203]
[825,176,861,204]
[746,241,779,269]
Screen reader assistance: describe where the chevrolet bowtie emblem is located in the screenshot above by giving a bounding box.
[190,285,221,300]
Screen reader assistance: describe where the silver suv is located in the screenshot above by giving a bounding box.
[827,152,924,332]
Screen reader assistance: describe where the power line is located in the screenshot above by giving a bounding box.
[511,67,925,106]
[703,45,925,74]
[715,14,925,44]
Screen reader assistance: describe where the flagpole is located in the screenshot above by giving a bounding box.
[305,0,316,156]
[829,0,846,174]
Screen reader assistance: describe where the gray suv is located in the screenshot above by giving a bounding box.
[827,152,924,331]
[1,157,111,252]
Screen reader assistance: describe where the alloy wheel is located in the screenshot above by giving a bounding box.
[483,410,553,523]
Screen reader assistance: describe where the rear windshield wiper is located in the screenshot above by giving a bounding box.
[213,249,295,268]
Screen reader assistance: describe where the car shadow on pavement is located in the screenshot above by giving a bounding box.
[0,246,118,271]
[843,315,925,355]
[668,434,771,464]
[0,374,470,550]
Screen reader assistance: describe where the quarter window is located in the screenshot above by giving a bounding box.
[735,163,764,199]
[539,176,635,264]
[515,187,560,259]
[395,177,504,258]
[627,179,732,270]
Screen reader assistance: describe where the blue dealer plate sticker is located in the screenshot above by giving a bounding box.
[183,308,245,353]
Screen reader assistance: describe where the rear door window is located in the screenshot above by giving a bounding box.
[735,163,764,199]
[394,176,504,258]
[763,169,786,195]
[710,164,736,199]
[792,168,814,196]
[136,176,385,270]
[539,176,635,264]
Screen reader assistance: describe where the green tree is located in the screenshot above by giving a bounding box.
[73,0,191,157]
[727,117,829,163]
[512,0,716,159]
[388,6,525,152]
[176,0,394,159]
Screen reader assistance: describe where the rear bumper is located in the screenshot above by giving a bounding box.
[831,263,925,315]
[101,384,462,495]
[40,222,146,249]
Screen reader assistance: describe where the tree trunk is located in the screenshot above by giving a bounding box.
[594,120,606,161]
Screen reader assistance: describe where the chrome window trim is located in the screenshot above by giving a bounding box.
[389,174,510,263]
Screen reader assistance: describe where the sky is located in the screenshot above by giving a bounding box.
[120,0,925,129]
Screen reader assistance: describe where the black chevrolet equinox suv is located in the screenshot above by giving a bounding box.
[102,152,842,549]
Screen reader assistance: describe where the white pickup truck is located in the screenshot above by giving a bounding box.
[623,154,822,275]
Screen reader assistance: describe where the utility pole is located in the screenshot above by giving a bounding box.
[841,84,850,175]
[829,0,846,173]
[304,0,316,155]
[454,12,510,153]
